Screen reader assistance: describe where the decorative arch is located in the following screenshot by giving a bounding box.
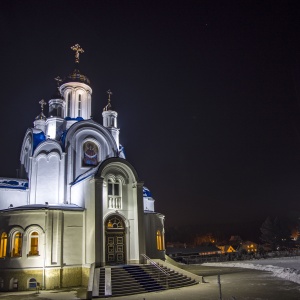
[9,227,24,257]
[97,158,139,182]
[28,278,37,289]
[24,225,44,256]
[9,278,18,290]
[33,140,63,159]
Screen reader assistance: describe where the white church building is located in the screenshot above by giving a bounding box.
[0,45,165,291]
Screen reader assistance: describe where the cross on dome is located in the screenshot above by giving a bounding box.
[35,99,47,120]
[54,76,62,87]
[103,89,113,111]
[39,99,47,112]
[71,44,84,63]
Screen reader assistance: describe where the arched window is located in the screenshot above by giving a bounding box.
[12,232,22,257]
[83,141,98,166]
[29,232,39,256]
[67,93,71,116]
[0,232,7,258]
[107,179,122,209]
[78,94,82,117]
[106,216,124,229]
[156,230,164,250]
[28,278,37,288]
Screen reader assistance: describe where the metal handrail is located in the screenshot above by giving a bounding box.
[141,254,170,289]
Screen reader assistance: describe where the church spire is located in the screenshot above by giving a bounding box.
[102,89,120,148]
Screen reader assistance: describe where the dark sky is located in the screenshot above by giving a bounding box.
[1,0,300,239]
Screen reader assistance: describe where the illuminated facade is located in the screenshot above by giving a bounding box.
[0,45,165,291]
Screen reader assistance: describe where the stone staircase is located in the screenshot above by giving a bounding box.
[97,264,198,298]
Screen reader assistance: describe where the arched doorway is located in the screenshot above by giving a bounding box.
[105,215,126,265]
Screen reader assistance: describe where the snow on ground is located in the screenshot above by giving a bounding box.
[203,256,300,284]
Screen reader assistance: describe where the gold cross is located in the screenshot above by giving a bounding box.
[71,44,84,63]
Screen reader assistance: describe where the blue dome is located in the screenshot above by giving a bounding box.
[143,187,152,197]
[33,131,46,151]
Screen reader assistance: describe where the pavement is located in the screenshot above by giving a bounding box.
[0,265,300,299]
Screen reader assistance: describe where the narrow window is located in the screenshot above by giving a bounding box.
[0,233,7,258]
[67,93,71,116]
[156,230,163,250]
[107,180,122,209]
[29,232,39,256]
[78,94,82,117]
[108,182,113,195]
[12,232,22,257]
[57,106,62,117]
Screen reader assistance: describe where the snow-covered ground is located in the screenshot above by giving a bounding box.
[203,256,300,284]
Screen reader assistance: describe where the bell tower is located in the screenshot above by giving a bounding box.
[102,89,120,148]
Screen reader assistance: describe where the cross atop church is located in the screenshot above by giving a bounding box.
[39,99,47,112]
[103,89,113,111]
[54,76,62,87]
[71,44,84,63]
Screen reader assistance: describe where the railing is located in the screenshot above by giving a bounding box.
[108,196,122,209]
[141,254,170,289]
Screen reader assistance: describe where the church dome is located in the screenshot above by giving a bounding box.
[143,187,152,198]
[62,68,90,85]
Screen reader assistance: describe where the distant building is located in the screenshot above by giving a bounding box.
[240,241,258,253]
[217,245,236,254]
[0,45,165,291]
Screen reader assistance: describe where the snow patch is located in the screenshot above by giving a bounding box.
[203,257,300,284]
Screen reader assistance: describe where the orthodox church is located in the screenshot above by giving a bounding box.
[0,45,165,291]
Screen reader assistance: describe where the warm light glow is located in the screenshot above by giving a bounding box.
[156,230,163,250]
[12,232,22,257]
[29,232,39,255]
[0,232,7,258]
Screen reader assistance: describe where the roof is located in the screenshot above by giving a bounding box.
[1,203,84,212]
[143,187,152,197]
[62,68,90,85]
[71,166,99,186]
[32,130,46,151]
[0,178,28,190]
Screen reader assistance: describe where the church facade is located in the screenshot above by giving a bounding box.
[0,45,165,291]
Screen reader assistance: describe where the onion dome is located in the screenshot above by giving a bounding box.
[62,68,90,85]
[61,44,90,85]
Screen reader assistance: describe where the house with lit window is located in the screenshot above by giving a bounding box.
[240,241,258,253]
[0,45,165,291]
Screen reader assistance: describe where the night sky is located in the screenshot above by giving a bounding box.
[1,0,300,239]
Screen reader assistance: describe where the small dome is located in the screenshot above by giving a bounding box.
[143,187,152,198]
[35,112,46,120]
[62,68,90,85]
